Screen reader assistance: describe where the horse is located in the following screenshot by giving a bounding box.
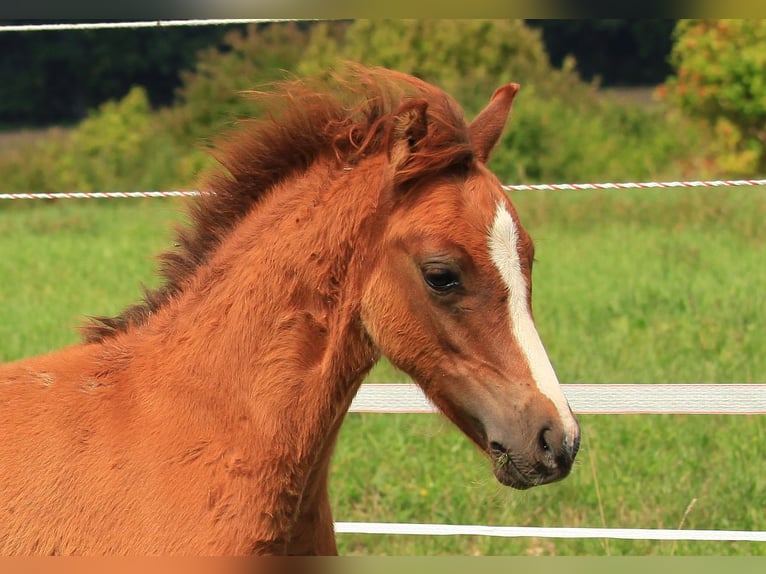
[0,65,580,555]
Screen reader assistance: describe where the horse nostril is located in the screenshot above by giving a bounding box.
[489,441,506,454]
[560,421,582,468]
[538,425,577,471]
[539,427,553,454]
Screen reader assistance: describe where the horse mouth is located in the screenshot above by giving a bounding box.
[459,414,541,490]
[489,443,538,490]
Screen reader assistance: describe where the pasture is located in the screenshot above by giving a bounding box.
[1,186,764,555]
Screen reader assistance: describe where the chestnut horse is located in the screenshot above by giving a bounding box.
[0,66,579,555]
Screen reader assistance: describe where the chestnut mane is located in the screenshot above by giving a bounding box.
[83,67,475,343]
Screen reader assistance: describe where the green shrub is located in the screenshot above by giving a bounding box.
[0,23,311,196]
[0,86,190,194]
[0,20,712,197]
[54,86,172,191]
[165,22,310,143]
[298,20,589,114]
[299,19,709,184]
[494,87,710,184]
[662,19,766,175]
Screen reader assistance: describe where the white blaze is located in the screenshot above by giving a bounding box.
[488,203,578,437]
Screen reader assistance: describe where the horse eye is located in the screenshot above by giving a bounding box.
[422,267,461,293]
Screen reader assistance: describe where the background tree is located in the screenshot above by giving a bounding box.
[0,23,239,126]
[527,20,676,86]
[297,19,588,114]
[297,20,698,183]
[661,20,766,175]
[165,22,311,143]
[0,20,677,127]
[0,20,708,194]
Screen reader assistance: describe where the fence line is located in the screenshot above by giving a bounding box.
[0,20,308,33]
[5,178,765,546]
[333,522,766,542]
[350,383,766,415]
[341,383,766,543]
[2,177,766,201]
[0,191,200,200]
[502,178,766,192]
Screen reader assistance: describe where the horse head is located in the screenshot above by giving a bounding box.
[360,82,580,489]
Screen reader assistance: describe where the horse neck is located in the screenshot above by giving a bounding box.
[128,154,386,468]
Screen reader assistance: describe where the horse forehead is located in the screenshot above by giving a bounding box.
[463,168,512,228]
[395,169,509,249]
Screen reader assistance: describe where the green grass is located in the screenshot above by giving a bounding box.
[0,199,185,361]
[1,189,764,555]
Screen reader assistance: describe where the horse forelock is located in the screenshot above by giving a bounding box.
[82,65,476,343]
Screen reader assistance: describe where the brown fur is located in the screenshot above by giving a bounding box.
[83,66,473,343]
[0,65,578,555]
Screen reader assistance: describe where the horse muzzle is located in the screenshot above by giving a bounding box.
[488,420,581,489]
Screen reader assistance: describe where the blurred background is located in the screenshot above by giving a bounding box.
[1,19,764,556]
[2,19,764,191]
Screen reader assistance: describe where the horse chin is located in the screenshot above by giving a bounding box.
[440,408,536,490]
[489,450,537,490]
[466,416,536,490]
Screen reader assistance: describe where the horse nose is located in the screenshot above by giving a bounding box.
[538,418,580,474]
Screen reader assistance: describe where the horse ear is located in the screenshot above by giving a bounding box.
[390,98,429,169]
[469,83,520,163]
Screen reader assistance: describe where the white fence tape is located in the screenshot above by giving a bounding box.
[343,383,766,544]
[350,383,766,415]
[333,522,766,542]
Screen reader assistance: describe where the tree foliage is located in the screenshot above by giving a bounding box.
[165,23,311,143]
[662,20,766,175]
[1,20,678,127]
[298,20,588,114]
[0,86,189,193]
[527,20,676,86]
[0,25,234,126]
[0,23,312,193]
[297,20,701,183]
[0,20,709,196]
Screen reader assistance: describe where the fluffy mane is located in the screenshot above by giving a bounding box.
[83,65,475,343]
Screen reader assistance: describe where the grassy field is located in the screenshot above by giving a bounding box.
[0,188,764,555]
